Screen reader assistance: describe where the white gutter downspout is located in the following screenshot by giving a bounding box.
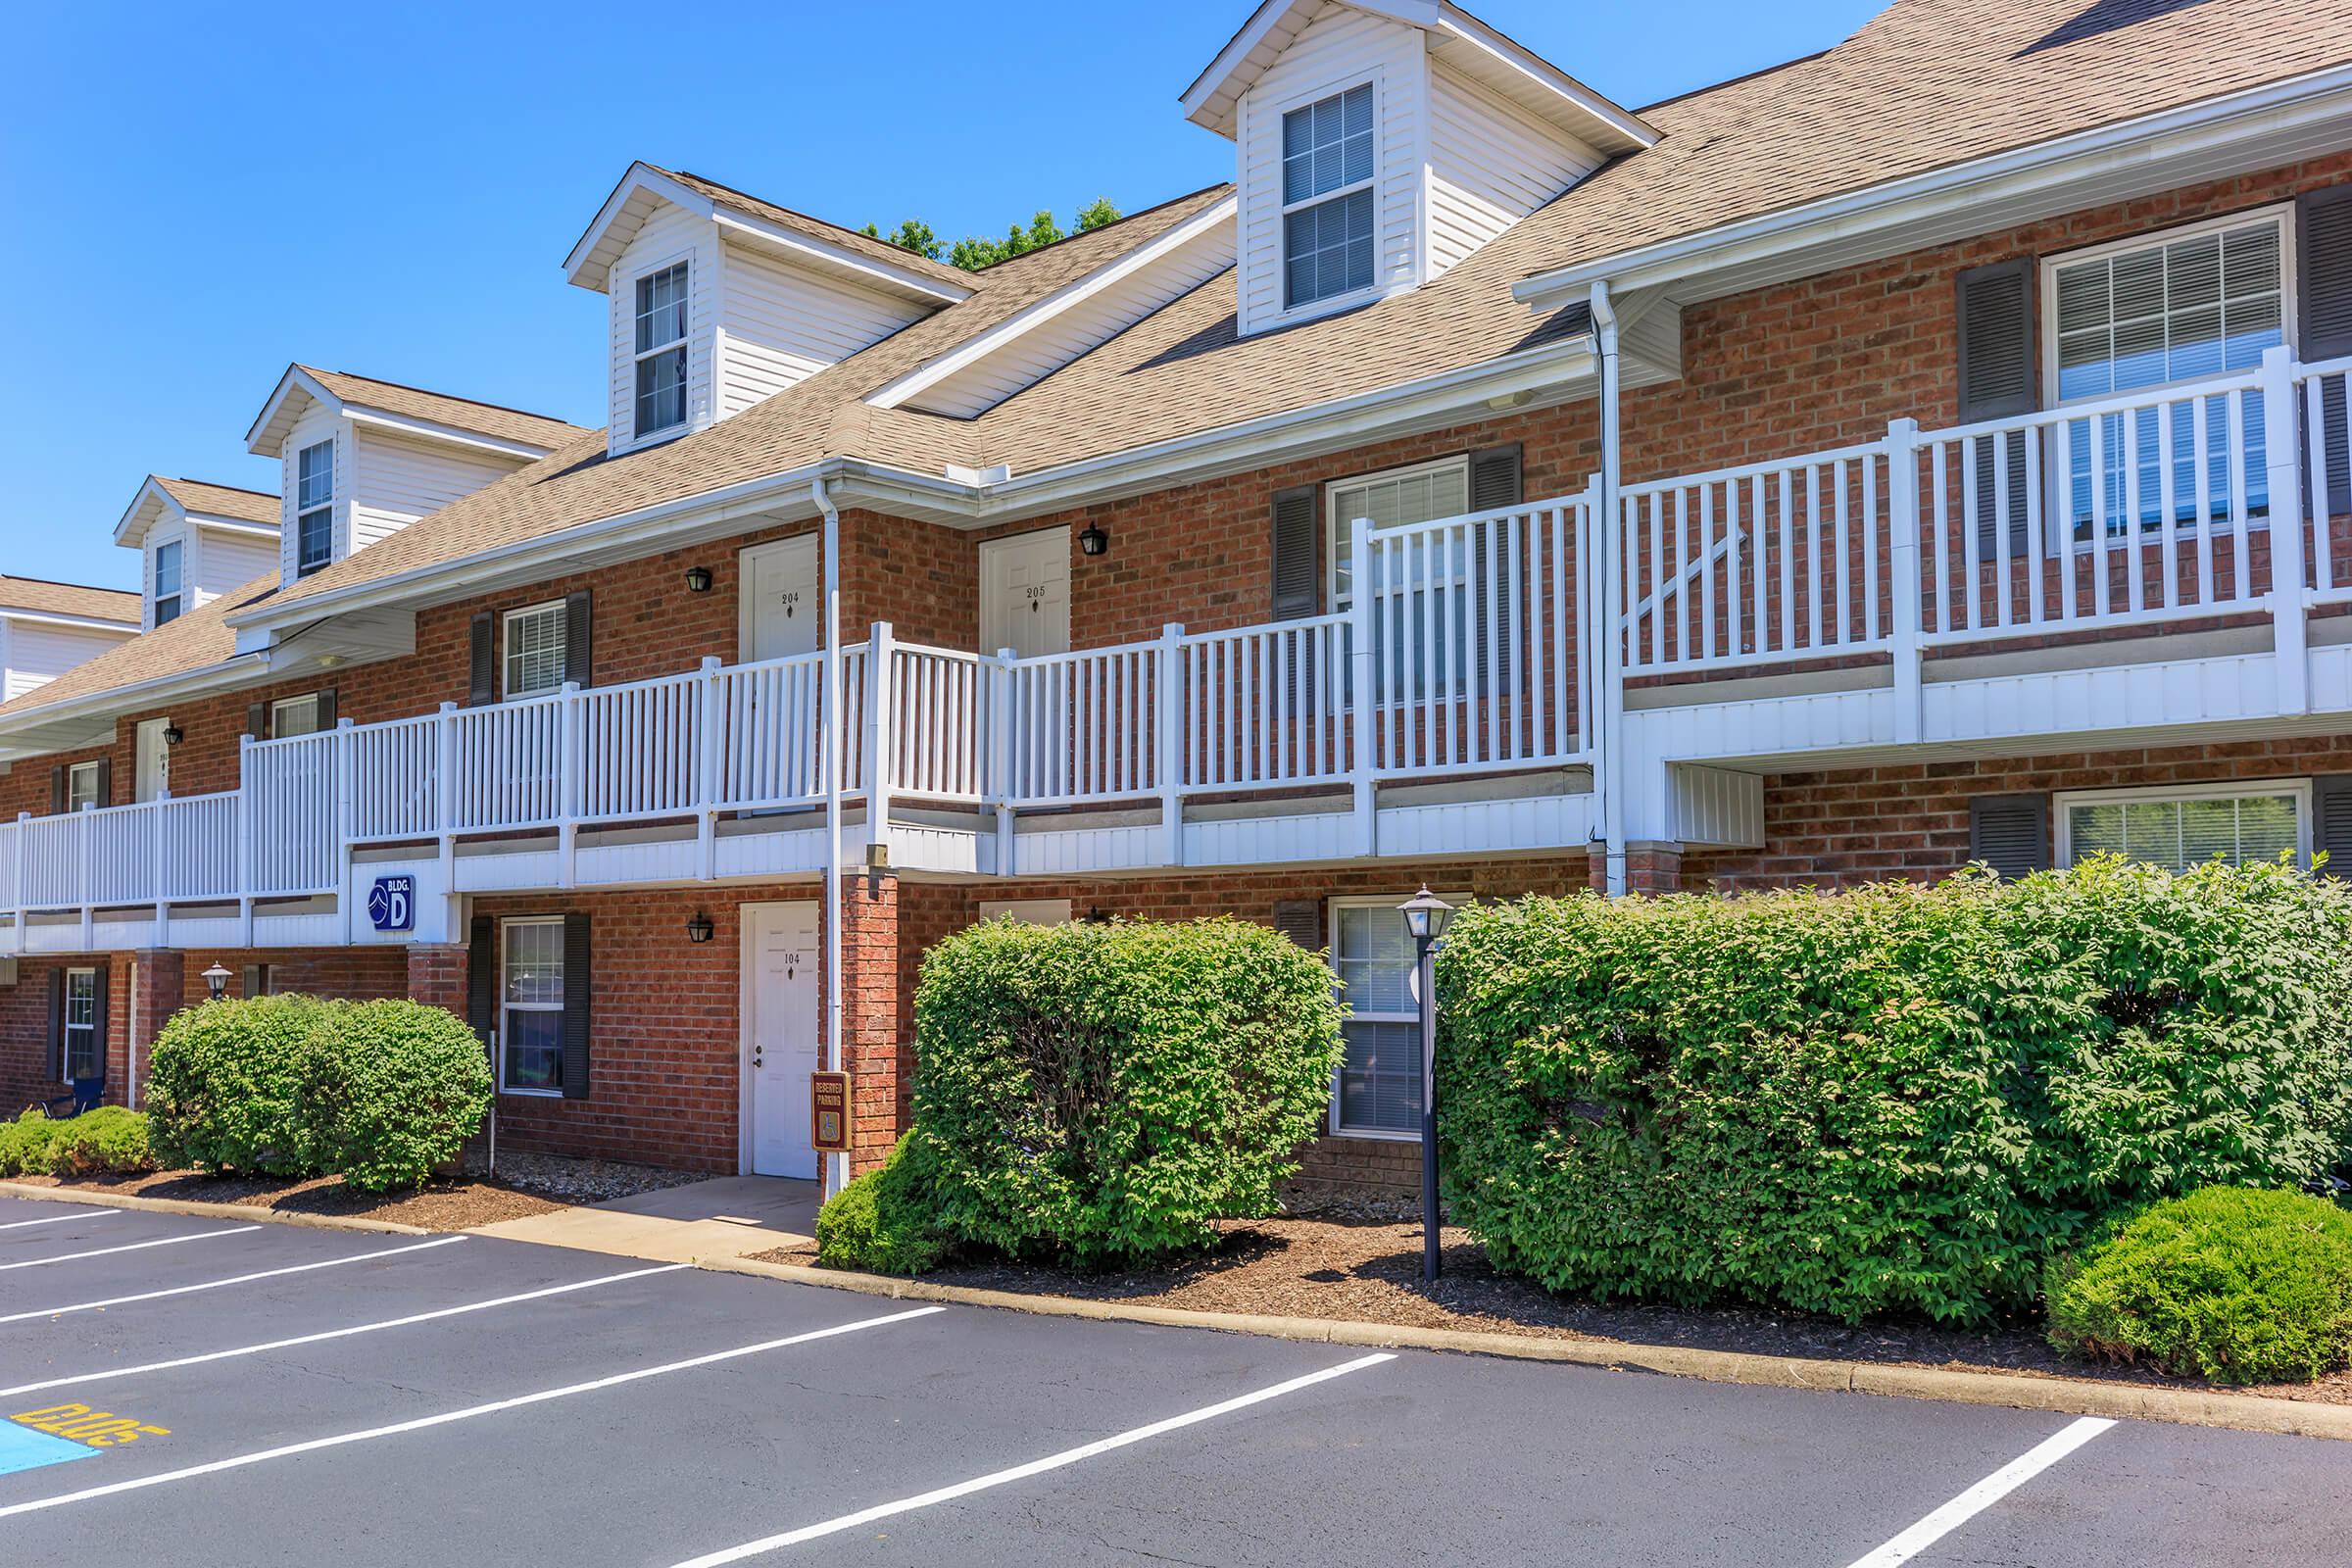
[812,476,849,1201]
[1589,282,1628,897]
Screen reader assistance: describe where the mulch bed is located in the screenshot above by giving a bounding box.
[16,1152,705,1233]
[760,1209,2352,1407]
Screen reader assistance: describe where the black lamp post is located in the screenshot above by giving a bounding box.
[201,962,231,1002]
[1396,886,1454,1281]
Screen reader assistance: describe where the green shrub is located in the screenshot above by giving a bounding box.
[0,1109,64,1177]
[1439,858,2352,1325]
[911,915,1344,1268]
[43,1106,154,1178]
[814,1135,953,1275]
[2046,1187,2352,1384]
[146,994,490,1190]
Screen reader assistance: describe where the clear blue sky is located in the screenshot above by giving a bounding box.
[0,0,1883,591]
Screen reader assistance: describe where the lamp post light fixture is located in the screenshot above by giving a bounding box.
[1396,886,1454,1282]
[201,962,232,1002]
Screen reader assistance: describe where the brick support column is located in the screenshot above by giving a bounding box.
[406,943,470,1016]
[836,869,902,1177]
[124,951,184,1108]
[1624,841,1684,895]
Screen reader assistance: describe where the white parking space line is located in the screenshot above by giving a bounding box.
[0,1236,466,1324]
[0,1262,693,1398]
[1840,1416,2116,1568]
[0,1304,946,1519]
[665,1351,1397,1567]
[0,1209,118,1232]
[0,1225,261,1274]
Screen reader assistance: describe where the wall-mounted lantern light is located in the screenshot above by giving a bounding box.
[683,565,714,593]
[202,961,232,1001]
[686,911,715,945]
[163,725,185,747]
[1078,523,1109,558]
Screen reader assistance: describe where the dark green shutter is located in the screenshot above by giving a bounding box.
[1271,485,1319,620]
[1956,258,2037,562]
[1969,793,2050,879]
[48,764,64,815]
[467,612,496,706]
[1468,444,1523,512]
[1271,900,1322,954]
[316,687,338,727]
[564,591,593,689]
[246,701,270,740]
[561,913,592,1100]
[2313,775,2352,878]
[46,969,64,1081]
[88,962,109,1085]
[466,914,496,1046]
[2298,185,2352,517]
[92,758,112,809]
[1467,445,1522,688]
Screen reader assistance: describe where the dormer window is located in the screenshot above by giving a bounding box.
[1282,83,1375,311]
[633,262,689,438]
[152,540,183,626]
[296,440,334,575]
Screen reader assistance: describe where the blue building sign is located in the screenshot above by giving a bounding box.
[367,875,416,933]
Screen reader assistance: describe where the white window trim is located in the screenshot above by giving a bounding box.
[501,600,568,701]
[270,693,323,738]
[626,252,693,446]
[1322,454,1472,611]
[2053,777,2314,869]
[1323,891,1468,1142]
[66,760,100,813]
[151,536,185,628]
[295,439,335,576]
[62,965,98,1083]
[1275,73,1383,322]
[498,915,565,1098]
[2036,202,2299,410]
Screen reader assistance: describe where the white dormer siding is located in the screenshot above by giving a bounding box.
[1235,6,1427,336]
[1426,66,1602,279]
[717,239,931,418]
[277,401,350,585]
[351,432,514,553]
[606,202,717,454]
[144,522,275,628]
[2,621,132,702]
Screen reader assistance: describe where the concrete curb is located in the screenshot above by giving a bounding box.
[0,1180,433,1237]
[700,1254,2352,1444]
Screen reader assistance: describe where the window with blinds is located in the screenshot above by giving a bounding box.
[1327,895,1464,1138]
[502,601,568,699]
[2062,785,2305,872]
[2045,211,2288,538]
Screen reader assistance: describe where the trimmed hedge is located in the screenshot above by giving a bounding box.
[897,915,1344,1268]
[0,1107,154,1178]
[148,995,492,1191]
[0,1110,65,1177]
[2047,1187,2352,1384]
[814,1135,954,1275]
[1439,858,2352,1325]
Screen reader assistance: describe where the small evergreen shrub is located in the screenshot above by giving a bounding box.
[146,994,490,1189]
[1439,858,2352,1325]
[2046,1187,2352,1384]
[911,915,1344,1268]
[42,1106,154,1178]
[814,1135,953,1275]
[0,1110,64,1177]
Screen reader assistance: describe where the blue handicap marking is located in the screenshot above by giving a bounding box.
[0,1423,100,1476]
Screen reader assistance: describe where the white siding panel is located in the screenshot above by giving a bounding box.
[1426,66,1599,279]
[1665,763,1764,848]
[277,404,348,585]
[607,202,716,456]
[349,430,517,553]
[1235,7,1425,337]
[3,622,130,700]
[193,525,277,603]
[906,222,1236,417]
[715,240,927,418]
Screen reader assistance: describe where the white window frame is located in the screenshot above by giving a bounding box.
[2054,777,2313,870]
[62,966,98,1082]
[501,601,568,700]
[1323,455,1472,612]
[295,439,335,576]
[152,538,184,627]
[630,257,691,442]
[499,915,565,1098]
[1324,892,1468,1141]
[2036,206,2297,556]
[270,693,324,738]
[1277,75,1381,319]
[242,962,276,999]
[65,760,100,813]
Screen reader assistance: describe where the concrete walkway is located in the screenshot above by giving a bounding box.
[466,1175,821,1264]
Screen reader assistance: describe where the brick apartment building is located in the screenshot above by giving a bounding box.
[3,0,2350,1197]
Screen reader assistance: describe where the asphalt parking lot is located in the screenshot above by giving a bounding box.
[0,1196,2345,1566]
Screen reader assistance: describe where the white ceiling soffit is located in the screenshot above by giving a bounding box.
[1515,62,2352,315]
[865,195,1239,416]
[1181,0,1653,154]
[563,163,971,307]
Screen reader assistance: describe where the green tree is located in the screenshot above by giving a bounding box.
[863,198,1122,272]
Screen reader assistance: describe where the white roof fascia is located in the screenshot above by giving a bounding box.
[1515,60,2352,313]
[1182,0,1441,135]
[340,406,557,462]
[188,514,283,541]
[244,365,332,456]
[0,654,268,751]
[0,608,139,633]
[864,194,1238,412]
[709,209,973,306]
[1431,5,1656,153]
[111,476,172,549]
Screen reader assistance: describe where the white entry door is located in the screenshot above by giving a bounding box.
[980,529,1070,659]
[740,536,820,662]
[133,716,171,803]
[742,902,821,1178]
